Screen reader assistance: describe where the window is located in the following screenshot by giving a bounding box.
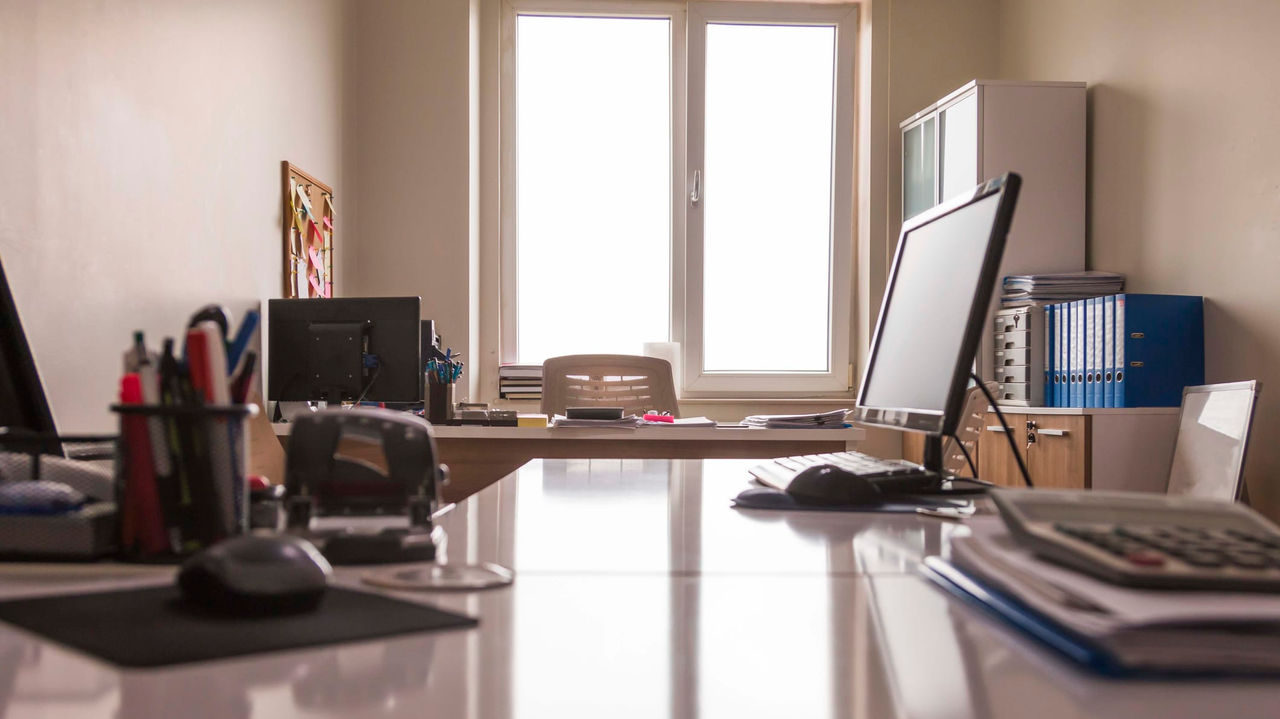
[501,1,857,395]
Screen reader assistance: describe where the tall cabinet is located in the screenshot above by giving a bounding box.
[900,80,1087,383]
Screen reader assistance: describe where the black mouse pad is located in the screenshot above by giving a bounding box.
[732,486,967,512]
[0,585,477,668]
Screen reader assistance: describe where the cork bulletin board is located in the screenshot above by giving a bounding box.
[282,161,334,298]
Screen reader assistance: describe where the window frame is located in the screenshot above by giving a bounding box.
[499,0,688,367]
[684,1,857,396]
[498,0,858,397]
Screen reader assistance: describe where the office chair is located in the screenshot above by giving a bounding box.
[541,354,679,418]
[940,382,997,477]
[1165,381,1261,502]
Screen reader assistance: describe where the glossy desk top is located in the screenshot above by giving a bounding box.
[0,459,1274,718]
[273,423,865,443]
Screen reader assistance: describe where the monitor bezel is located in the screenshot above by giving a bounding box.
[0,253,62,456]
[854,173,1021,437]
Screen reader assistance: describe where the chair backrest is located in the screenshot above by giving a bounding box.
[940,382,994,476]
[541,355,679,418]
[1165,381,1261,502]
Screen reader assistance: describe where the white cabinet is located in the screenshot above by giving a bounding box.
[900,80,1088,382]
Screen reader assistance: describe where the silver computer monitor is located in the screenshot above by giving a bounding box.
[1165,381,1261,502]
[854,174,1020,457]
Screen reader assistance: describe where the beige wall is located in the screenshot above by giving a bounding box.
[0,0,346,432]
[885,0,999,261]
[996,0,1280,516]
[345,0,477,397]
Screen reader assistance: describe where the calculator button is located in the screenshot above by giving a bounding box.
[1226,552,1271,569]
[1124,551,1166,567]
[1181,550,1227,568]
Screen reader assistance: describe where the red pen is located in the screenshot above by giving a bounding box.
[120,373,168,554]
[643,413,675,423]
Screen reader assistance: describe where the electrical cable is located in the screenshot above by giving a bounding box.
[970,371,1034,488]
[353,362,382,406]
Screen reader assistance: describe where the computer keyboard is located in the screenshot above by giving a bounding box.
[748,450,941,496]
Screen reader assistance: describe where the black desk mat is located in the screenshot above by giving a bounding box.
[0,585,477,668]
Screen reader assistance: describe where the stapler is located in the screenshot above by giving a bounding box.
[284,408,447,565]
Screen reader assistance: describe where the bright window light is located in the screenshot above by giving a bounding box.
[701,23,836,372]
[515,15,672,364]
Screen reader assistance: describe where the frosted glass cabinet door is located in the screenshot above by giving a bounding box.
[902,116,936,220]
[939,92,978,204]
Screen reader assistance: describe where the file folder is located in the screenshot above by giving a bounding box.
[1070,300,1083,407]
[1113,294,1205,407]
[1057,301,1068,407]
[1095,295,1105,406]
[1103,296,1116,408]
[1084,298,1096,407]
[1046,304,1055,407]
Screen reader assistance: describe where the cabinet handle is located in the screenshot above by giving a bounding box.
[1037,429,1070,437]
[985,425,1008,433]
[690,170,702,205]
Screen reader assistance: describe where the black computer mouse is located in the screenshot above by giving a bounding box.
[785,465,885,507]
[178,535,332,615]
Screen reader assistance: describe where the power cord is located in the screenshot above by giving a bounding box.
[353,354,382,406]
[970,372,1034,489]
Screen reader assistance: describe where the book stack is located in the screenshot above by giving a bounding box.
[498,364,543,401]
[1044,294,1203,408]
[742,409,850,429]
[924,524,1280,677]
[1001,271,1125,308]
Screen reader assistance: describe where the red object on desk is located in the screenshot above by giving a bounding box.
[120,373,168,554]
[643,413,675,423]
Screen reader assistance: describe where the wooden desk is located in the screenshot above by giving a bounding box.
[273,423,864,502]
[0,459,1274,718]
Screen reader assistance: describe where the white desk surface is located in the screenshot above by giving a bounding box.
[272,422,865,443]
[0,459,1273,719]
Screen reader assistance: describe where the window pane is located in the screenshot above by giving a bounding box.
[702,23,836,373]
[516,15,671,364]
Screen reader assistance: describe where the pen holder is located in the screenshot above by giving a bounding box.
[110,403,255,561]
[427,379,454,424]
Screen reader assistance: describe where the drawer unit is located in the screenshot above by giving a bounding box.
[993,329,1032,349]
[995,382,1031,403]
[992,306,1045,406]
[977,407,1180,491]
[994,365,1032,383]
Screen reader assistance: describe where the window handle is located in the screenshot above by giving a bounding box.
[690,170,701,205]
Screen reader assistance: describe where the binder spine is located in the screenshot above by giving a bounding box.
[1103,296,1116,408]
[1091,297,1104,408]
[1084,298,1096,408]
[1046,305,1055,407]
[1071,300,1083,407]
[1115,296,1126,407]
[1060,302,1069,408]
[1057,302,1067,408]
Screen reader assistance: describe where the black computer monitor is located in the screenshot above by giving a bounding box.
[268,297,422,403]
[854,173,1021,473]
[0,253,62,456]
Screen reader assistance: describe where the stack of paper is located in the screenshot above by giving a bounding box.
[742,409,849,429]
[1001,271,1125,307]
[549,414,641,429]
[638,416,716,427]
[499,364,543,401]
[924,524,1280,676]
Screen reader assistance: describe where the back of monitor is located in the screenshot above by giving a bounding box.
[1165,380,1260,502]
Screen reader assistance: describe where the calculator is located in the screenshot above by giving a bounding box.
[990,489,1280,592]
